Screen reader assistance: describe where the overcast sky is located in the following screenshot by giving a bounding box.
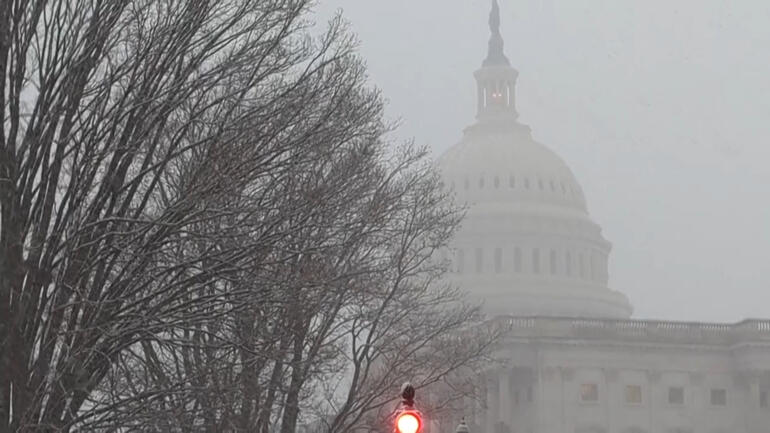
[313,0,770,322]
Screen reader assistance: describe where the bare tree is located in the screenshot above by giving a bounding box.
[1,1,499,432]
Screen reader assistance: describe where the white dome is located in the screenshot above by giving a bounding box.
[436,28,632,318]
[438,122,587,213]
[438,118,632,319]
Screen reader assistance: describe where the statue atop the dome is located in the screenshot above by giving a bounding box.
[483,0,511,67]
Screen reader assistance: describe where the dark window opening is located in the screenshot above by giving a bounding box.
[710,388,727,406]
[625,385,642,404]
[668,387,684,405]
[580,384,598,402]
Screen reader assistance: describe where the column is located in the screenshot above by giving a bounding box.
[498,368,512,428]
[486,373,498,433]
[744,370,761,431]
[689,371,705,432]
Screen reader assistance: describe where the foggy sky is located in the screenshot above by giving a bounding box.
[313,0,770,322]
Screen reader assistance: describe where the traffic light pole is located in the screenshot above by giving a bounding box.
[393,383,472,433]
[394,383,423,433]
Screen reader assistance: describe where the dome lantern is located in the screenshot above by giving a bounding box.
[476,0,518,121]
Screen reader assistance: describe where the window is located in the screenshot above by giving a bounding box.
[475,248,483,273]
[479,176,485,188]
[526,386,533,402]
[625,385,642,404]
[464,178,469,190]
[494,248,502,273]
[579,254,585,278]
[532,248,540,273]
[710,388,727,406]
[549,249,557,275]
[565,252,572,276]
[668,387,684,405]
[538,178,544,190]
[580,384,599,402]
[514,389,520,405]
[494,176,500,188]
[509,175,515,188]
[524,178,530,189]
[457,249,465,273]
[760,390,768,409]
[514,247,522,272]
[550,179,555,191]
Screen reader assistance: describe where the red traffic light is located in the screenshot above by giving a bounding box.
[396,411,422,433]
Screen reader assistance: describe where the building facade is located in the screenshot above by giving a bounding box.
[436,2,770,432]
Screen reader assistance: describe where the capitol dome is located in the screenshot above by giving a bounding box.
[438,1,632,319]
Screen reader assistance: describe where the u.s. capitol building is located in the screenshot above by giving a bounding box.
[436,3,770,433]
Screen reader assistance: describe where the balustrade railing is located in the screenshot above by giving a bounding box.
[498,316,770,344]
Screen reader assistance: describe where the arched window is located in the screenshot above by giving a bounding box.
[457,249,465,273]
[494,248,502,273]
[565,251,572,276]
[532,248,540,274]
[475,248,483,273]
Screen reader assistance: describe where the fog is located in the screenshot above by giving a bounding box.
[314,0,770,322]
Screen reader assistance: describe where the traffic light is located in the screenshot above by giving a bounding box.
[394,383,423,433]
[395,411,422,433]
